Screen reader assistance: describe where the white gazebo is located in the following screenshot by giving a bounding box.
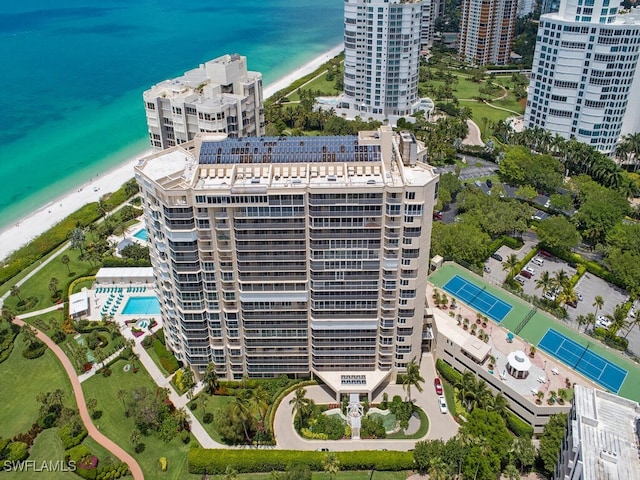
[506,350,532,379]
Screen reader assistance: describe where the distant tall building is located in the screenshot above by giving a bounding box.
[517,0,537,17]
[135,127,438,397]
[342,0,424,119]
[524,3,640,153]
[421,0,442,49]
[554,385,640,480]
[541,0,560,14]
[458,0,519,65]
[143,54,264,150]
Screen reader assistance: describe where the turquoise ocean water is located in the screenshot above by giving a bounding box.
[0,0,343,229]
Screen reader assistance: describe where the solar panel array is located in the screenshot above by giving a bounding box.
[198,136,381,164]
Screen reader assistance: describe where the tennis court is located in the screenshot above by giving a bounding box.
[538,328,627,393]
[443,275,513,322]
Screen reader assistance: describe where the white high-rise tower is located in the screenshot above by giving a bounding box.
[524,2,640,153]
[342,0,424,120]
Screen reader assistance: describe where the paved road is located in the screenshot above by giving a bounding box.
[273,354,458,450]
[13,318,144,480]
[463,119,485,147]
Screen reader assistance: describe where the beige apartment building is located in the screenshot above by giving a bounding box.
[143,54,264,150]
[134,126,438,397]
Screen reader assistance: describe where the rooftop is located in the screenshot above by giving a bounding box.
[573,385,640,480]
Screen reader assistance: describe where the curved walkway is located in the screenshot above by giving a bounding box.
[13,318,144,480]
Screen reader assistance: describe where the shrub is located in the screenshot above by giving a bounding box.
[436,359,462,384]
[202,412,213,424]
[153,339,179,374]
[181,430,191,444]
[37,413,58,429]
[51,330,67,344]
[159,457,168,472]
[65,444,91,464]
[506,412,534,438]
[187,449,413,474]
[360,415,386,439]
[300,428,328,440]
[3,441,28,462]
[134,443,145,453]
[59,422,88,449]
[22,342,47,359]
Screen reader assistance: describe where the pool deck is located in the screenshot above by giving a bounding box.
[429,262,640,403]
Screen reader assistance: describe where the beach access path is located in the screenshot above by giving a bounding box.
[0,42,344,263]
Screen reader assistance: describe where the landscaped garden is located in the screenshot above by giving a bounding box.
[82,358,193,479]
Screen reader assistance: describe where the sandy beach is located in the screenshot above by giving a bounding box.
[0,44,344,262]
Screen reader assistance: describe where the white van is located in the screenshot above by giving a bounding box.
[532,257,544,267]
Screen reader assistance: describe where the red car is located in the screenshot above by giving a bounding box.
[434,377,443,395]
[519,270,532,279]
[433,211,443,220]
[539,250,552,258]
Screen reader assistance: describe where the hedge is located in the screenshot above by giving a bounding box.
[506,411,534,438]
[267,380,317,437]
[436,359,462,385]
[153,339,179,374]
[59,423,88,449]
[187,449,413,474]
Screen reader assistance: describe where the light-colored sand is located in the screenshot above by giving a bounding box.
[0,44,345,262]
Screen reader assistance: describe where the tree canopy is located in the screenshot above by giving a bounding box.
[499,147,564,193]
[536,215,581,252]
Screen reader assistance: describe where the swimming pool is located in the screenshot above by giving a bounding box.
[133,228,148,241]
[122,296,160,315]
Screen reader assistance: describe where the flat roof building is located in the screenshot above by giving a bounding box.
[135,127,438,394]
[143,54,264,150]
[555,384,640,480]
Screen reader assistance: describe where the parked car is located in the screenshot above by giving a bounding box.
[532,257,544,267]
[433,211,443,220]
[577,293,583,301]
[539,250,553,258]
[438,396,448,414]
[434,377,443,395]
[486,179,493,188]
[519,270,532,279]
[484,265,491,273]
[474,180,482,188]
[491,253,503,261]
[596,316,612,329]
[544,291,556,301]
[514,275,526,285]
[566,299,577,308]
[524,266,536,275]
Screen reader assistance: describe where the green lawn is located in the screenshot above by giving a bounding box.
[0,332,75,438]
[1,429,125,479]
[429,262,640,402]
[287,71,341,102]
[82,358,195,480]
[3,247,96,314]
[144,344,172,377]
[386,407,429,440]
[20,310,66,338]
[188,393,235,444]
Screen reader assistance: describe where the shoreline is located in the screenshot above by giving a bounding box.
[0,44,344,262]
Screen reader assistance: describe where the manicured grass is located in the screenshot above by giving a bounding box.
[1,428,125,479]
[21,309,67,337]
[82,358,194,479]
[287,71,341,102]
[387,407,429,440]
[188,393,235,444]
[441,379,460,417]
[3,247,96,314]
[429,262,640,402]
[0,332,75,438]
[145,344,172,377]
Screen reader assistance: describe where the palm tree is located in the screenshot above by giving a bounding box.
[117,389,128,411]
[49,277,59,298]
[232,391,253,444]
[129,428,141,447]
[607,304,629,336]
[10,285,22,303]
[289,387,312,423]
[223,465,238,480]
[61,254,71,276]
[576,314,587,332]
[202,362,220,395]
[502,254,520,277]
[534,271,554,297]
[593,295,604,317]
[486,392,509,418]
[455,371,477,412]
[70,227,86,256]
[250,386,270,446]
[322,452,340,480]
[125,178,139,198]
[470,380,491,410]
[553,269,570,290]
[402,359,425,402]
[558,285,578,307]
[427,456,449,480]
[585,313,596,332]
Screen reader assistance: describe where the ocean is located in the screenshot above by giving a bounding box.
[0,0,343,229]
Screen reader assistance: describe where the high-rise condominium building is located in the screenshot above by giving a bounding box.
[541,0,560,15]
[134,127,438,397]
[458,0,519,65]
[421,0,442,49]
[342,0,424,119]
[143,54,264,150]
[524,3,640,153]
[554,385,640,480]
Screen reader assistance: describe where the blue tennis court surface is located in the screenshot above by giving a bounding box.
[538,328,627,393]
[442,275,512,322]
